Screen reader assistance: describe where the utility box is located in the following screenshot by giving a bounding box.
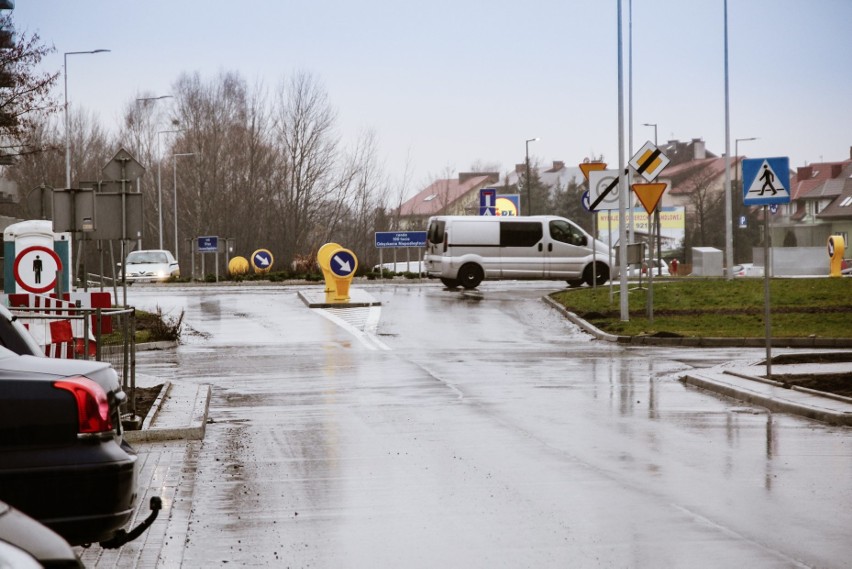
[691,247,723,277]
[3,220,72,295]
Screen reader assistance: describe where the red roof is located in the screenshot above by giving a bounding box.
[398,174,493,217]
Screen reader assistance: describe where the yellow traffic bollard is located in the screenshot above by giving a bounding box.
[326,247,358,302]
[317,242,342,293]
[828,235,846,277]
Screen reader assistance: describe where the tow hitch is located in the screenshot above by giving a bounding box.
[100,497,162,549]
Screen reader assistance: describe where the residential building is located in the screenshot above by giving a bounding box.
[395,172,499,230]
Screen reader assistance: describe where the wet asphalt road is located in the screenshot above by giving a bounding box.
[128,282,852,568]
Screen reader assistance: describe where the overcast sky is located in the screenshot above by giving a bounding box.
[12,0,852,195]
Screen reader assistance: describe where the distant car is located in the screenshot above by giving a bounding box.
[119,249,180,283]
[627,258,670,278]
[732,263,764,277]
[372,261,424,274]
[0,500,82,568]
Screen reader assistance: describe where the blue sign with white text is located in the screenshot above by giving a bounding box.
[197,236,219,253]
[375,231,427,248]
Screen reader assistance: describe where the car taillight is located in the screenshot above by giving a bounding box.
[54,377,114,434]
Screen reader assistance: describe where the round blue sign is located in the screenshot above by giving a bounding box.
[581,190,591,212]
[329,249,357,278]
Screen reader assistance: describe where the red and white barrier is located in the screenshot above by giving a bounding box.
[6,293,102,358]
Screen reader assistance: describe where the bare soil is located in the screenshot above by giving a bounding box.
[125,385,164,428]
[766,352,852,398]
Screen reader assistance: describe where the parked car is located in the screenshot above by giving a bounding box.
[0,500,82,568]
[0,343,140,546]
[119,249,180,283]
[372,261,425,274]
[0,303,155,548]
[732,263,764,277]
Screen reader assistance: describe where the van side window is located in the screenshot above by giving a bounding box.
[550,220,587,246]
[428,220,445,244]
[500,222,543,247]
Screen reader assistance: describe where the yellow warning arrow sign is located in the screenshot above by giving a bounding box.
[579,161,607,181]
[631,182,667,214]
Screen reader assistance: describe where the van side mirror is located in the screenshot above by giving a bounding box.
[579,235,588,246]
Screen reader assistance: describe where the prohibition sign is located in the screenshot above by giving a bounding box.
[14,245,63,294]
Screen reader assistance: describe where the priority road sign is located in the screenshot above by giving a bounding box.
[630,141,670,182]
[743,157,790,206]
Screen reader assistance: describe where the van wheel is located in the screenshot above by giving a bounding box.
[583,263,609,287]
[567,279,584,288]
[441,278,460,289]
[458,264,483,289]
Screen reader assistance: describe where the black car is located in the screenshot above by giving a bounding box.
[0,500,83,568]
[0,345,139,546]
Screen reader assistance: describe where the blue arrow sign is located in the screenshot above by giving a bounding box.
[330,249,357,277]
[252,250,273,270]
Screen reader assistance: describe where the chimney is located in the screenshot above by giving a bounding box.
[797,166,813,180]
[515,163,525,174]
[552,161,564,171]
[692,138,706,160]
[458,172,499,185]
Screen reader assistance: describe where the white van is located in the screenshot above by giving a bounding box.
[424,215,613,289]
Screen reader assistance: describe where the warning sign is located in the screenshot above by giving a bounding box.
[742,157,790,206]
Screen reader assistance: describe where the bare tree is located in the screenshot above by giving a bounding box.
[271,71,340,261]
[0,13,60,158]
[685,169,725,248]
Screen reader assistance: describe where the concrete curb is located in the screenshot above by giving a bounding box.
[124,382,211,443]
[681,370,852,426]
[541,296,852,348]
[543,295,852,426]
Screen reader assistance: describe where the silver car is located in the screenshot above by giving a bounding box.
[120,249,180,283]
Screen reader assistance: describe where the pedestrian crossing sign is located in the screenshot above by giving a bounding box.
[742,157,790,206]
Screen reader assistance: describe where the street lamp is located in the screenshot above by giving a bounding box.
[642,123,658,146]
[525,137,539,214]
[64,49,109,188]
[734,137,759,192]
[172,152,196,262]
[157,128,183,250]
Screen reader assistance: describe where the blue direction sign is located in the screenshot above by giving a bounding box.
[251,249,274,272]
[375,231,427,248]
[479,187,497,215]
[330,249,357,278]
[743,157,790,206]
[197,235,219,253]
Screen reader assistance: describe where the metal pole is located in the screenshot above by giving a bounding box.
[617,0,629,321]
[157,132,163,250]
[172,153,195,262]
[763,205,772,378]
[525,138,539,215]
[723,0,734,280]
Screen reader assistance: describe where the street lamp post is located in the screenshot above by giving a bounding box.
[157,128,183,250]
[64,49,109,189]
[734,137,759,193]
[525,137,539,215]
[172,152,196,263]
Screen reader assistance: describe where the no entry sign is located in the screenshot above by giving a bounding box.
[13,245,63,294]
